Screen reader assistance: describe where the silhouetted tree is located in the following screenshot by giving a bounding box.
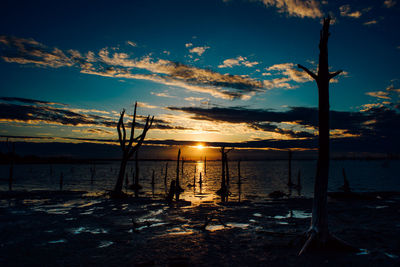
[175,148,184,200]
[297,17,356,254]
[113,102,153,197]
[216,147,233,200]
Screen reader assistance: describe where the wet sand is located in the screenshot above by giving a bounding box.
[0,190,399,266]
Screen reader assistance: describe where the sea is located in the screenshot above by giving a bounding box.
[1,160,399,203]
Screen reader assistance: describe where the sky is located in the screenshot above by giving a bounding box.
[0,0,399,158]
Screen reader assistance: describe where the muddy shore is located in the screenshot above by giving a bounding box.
[0,190,399,266]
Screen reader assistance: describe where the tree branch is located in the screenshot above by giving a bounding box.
[297,64,317,80]
[329,70,343,79]
[117,110,125,151]
[127,102,137,149]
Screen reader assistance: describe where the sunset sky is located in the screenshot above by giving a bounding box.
[1,0,399,157]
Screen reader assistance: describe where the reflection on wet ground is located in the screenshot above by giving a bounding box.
[1,190,400,266]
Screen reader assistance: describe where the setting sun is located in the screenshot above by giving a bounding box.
[196,144,204,150]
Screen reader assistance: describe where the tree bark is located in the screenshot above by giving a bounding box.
[297,17,354,255]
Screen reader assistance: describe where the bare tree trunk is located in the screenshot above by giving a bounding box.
[115,154,128,193]
[225,155,230,186]
[175,149,183,200]
[113,102,154,197]
[297,17,356,255]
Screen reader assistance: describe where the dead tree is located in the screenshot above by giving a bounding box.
[216,147,233,199]
[297,17,356,255]
[113,102,153,197]
[175,149,184,200]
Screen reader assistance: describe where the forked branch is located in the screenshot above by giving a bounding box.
[329,70,343,79]
[297,64,317,80]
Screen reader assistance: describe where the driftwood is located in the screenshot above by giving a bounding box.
[113,102,153,197]
[297,17,357,255]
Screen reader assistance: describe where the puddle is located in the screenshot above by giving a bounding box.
[273,210,311,220]
[48,239,67,244]
[98,241,114,248]
[70,226,108,235]
[356,248,370,256]
[367,205,389,209]
[78,201,101,208]
[206,223,250,231]
[385,252,399,259]
[10,210,27,214]
[206,225,226,231]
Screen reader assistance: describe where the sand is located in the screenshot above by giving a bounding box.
[0,190,399,266]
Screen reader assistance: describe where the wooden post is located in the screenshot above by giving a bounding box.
[164,162,168,190]
[238,159,241,185]
[225,154,230,186]
[288,150,293,186]
[175,149,184,200]
[193,165,197,188]
[59,172,63,191]
[7,139,14,191]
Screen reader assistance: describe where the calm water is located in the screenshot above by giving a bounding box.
[1,160,399,203]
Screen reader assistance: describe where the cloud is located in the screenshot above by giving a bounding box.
[0,97,66,106]
[184,97,206,101]
[167,104,400,151]
[363,19,378,25]
[0,97,190,131]
[366,91,391,99]
[1,36,265,100]
[137,102,159,109]
[188,46,210,56]
[260,0,323,19]
[339,5,362,18]
[261,62,316,89]
[0,36,75,68]
[218,56,259,68]
[151,91,175,98]
[383,0,397,8]
[126,40,137,47]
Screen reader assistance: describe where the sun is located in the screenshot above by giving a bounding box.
[196,144,204,150]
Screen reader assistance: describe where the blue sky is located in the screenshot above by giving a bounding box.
[0,0,399,155]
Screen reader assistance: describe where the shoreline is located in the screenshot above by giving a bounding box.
[1,190,400,266]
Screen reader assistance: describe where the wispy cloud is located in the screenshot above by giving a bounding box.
[0,97,188,131]
[260,0,323,19]
[188,45,210,56]
[339,5,362,18]
[0,35,265,100]
[218,56,259,68]
[126,40,137,47]
[383,0,397,8]
[366,91,391,99]
[363,19,378,25]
